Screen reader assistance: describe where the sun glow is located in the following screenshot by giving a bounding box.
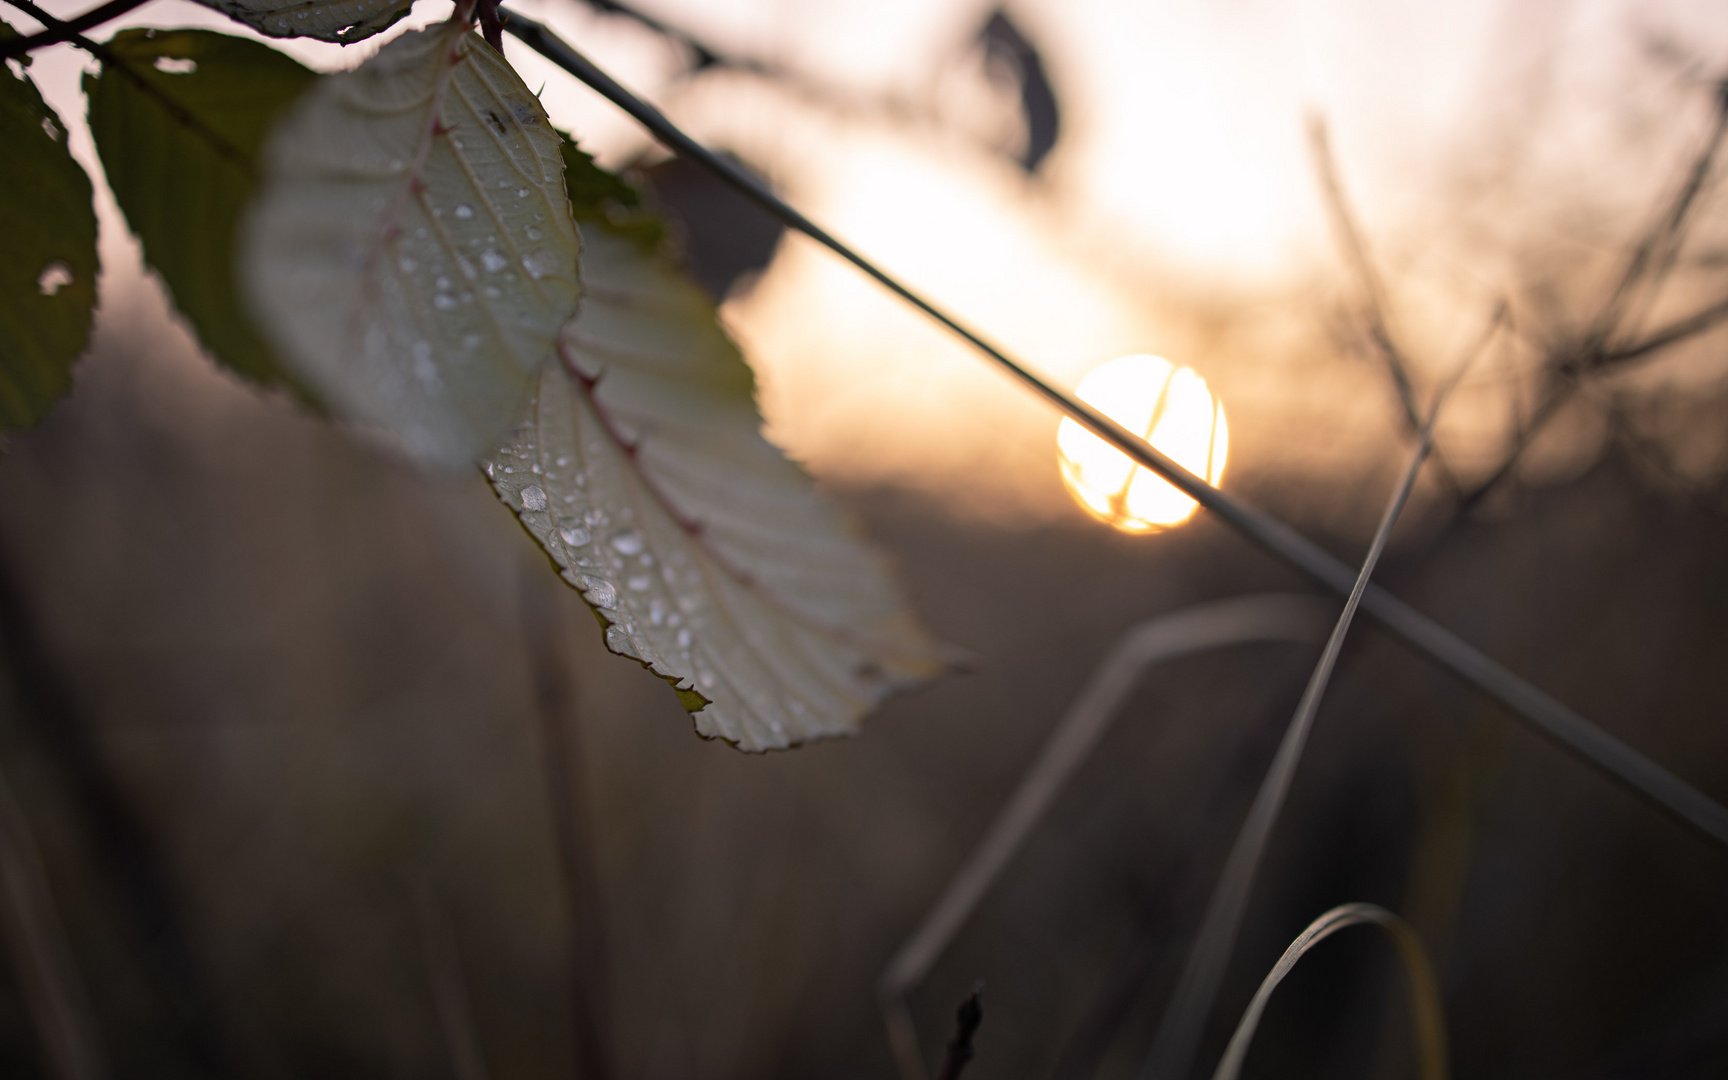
[1056,355,1228,533]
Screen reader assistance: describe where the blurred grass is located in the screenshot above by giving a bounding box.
[0,294,1726,1079]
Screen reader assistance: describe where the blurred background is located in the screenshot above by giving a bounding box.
[4,0,1728,1077]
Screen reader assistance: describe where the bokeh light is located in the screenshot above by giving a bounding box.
[1056,354,1228,532]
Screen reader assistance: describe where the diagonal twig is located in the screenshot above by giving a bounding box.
[0,0,150,58]
[500,7,1728,852]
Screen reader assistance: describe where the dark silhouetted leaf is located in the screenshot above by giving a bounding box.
[0,21,97,431]
[194,0,414,44]
[981,9,1060,173]
[86,29,319,401]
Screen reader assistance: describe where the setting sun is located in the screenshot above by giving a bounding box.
[1056,354,1228,532]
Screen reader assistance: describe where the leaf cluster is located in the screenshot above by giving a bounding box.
[0,3,944,750]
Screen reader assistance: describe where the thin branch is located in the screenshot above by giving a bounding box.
[0,0,151,58]
[1141,379,1446,1080]
[877,595,1334,1080]
[1599,292,1728,366]
[2,0,252,174]
[500,7,1728,851]
[1307,115,1422,434]
[1584,90,1728,352]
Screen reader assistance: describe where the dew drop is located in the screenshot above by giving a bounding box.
[480,248,509,273]
[435,276,452,291]
[397,255,417,273]
[676,627,693,649]
[521,249,561,279]
[462,333,481,350]
[520,486,547,511]
[559,526,591,548]
[516,187,530,198]
[525,226,544,241]
[649,599,667,625]
[433,293,457,311]
[578,575,617,609]
[610,530,645,556]
[605,625,637,657]
[627,575,651,592]
[455,204,473,219]
[482,286,501,299]
[583,508,607,527]
[554,455,571,468]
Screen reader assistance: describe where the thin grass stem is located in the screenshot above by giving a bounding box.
[500,8,1728,852]
[1209,903,1446,1080]
[877,595,1334,1080]
[1140,386,1443,1080]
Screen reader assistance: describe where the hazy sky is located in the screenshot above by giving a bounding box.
[14,0,1728,523]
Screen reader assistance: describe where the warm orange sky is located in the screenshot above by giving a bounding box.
[16,0,1728,525]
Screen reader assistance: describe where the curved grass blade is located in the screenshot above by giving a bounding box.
[245,22,582,468]
[877,594,1334,1080]
[498,7,1728,850]
[85,29,319,402]
[1211,903,1446,1080]
[488,148,947,751]
[0,23,98,431]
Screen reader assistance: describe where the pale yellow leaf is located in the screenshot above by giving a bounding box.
[244,24,581,467]
[487,221,948,751]
[194,0,414,44]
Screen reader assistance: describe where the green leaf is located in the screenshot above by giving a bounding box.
[0,21,98,431]
[486,157,948,751]
[191,0,414,44]
[85,29,319,402]
[557,138,668,253]
[244,24,583,468]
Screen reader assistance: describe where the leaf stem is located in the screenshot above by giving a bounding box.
[498,7,1728,852]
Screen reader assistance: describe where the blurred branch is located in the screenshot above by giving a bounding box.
[519,565,613,1080]
[1583,85,1728,353]
[877,596,1333,1080]
[0,531,231,1077]
[502,7,1728,853]
[1307,116,1423,434]
[0,763,106,1080]
[1462,81,1728,511]
[1598,292,1728,367]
